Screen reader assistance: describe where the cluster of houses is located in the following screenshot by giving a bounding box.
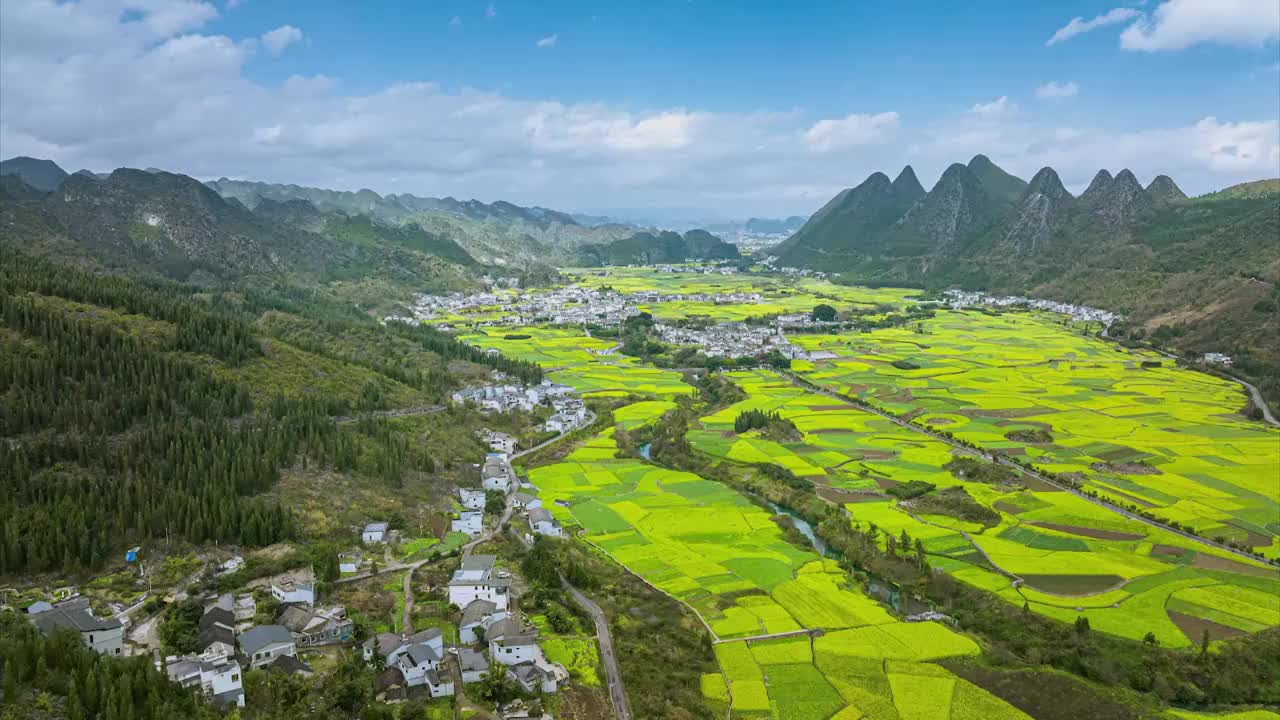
[943,289,1119,326]
[1201,352,1234,367]
[451,378,577,415]
[755,256,830,278]
[652,264,739,275]
[655,321,813,360]
[157,577,352,708]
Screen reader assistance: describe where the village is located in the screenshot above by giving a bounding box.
[13,423,578,719]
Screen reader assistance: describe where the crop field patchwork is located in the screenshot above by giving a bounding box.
[685,369,1279,648]
[788,310,1280,558]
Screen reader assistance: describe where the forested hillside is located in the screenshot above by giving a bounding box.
[575,229,740,266]
[0,245,540,576]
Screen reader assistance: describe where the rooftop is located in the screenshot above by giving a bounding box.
[239,625,293,656]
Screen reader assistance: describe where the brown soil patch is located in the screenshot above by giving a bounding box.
[809,428,855,435]
[1191,552,1280,580]
[858,449,896,461]
[993,500,1026,515]
[845,384,869,395]
[995,420,1054,431]
[1019,574,1126,595]
[811,404,855,411]
[954,407,1051,419]
[1021,474,1063,492]
[818,486,885,504]
[1091,461,1161,476]
[874,477,901,490]
[721,430,736,438]
[901,408,925,422]
[928,417,956,425]
[1028,521,1143,542]
[1095,447,1143,463]
[1223,523,1272,549]
[1168,610,1245,644]
[1151,544,1190,559]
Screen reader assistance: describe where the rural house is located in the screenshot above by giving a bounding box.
[527,507,564,537]
[448,554,510,610]
[238,625,296,670]
[30,603,124,656]
[362,522,389,544]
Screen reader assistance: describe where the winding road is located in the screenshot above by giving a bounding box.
[778,370,1273,565]
[564,583,632,720]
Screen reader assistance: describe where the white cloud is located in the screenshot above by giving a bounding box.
[1046,8,1141,46]
[261,25,302,54]
[804,112,899,151]
[1120,0,1280,51]
[970,96,1014,116]
[1035,81,1079,99]
[0,0,1273,215]
[485,4,497,19]
[449,15,462,27]
[226,0,244,8]
[535,33,557,48]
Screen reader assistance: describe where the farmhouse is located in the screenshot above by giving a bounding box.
[459,599,509,644]
[511,492,541,510]
[482,456,515,493]
[459,648,489,684]
[459,487,486,511]
[164,655,245,708]
[277,604,354,646]
[197,603,236,660]
[447,554,510,611]
[269,579,315,607]
[30,604,124,656]
[527,507,563,537]
[452,511,484,536]
[486,618,539,666]
[362,522,389,544]
[238,625,296,670]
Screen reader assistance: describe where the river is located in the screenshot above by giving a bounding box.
[765,501,828,556]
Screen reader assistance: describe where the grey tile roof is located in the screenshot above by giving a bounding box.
[459,555,496,573]
[408,627,442,645]
[403,643,440,666]
[460,599,498,626]
[364,522,388,533]
[238,625,293,656]
[459,648,488,672]
[32,606,121,635]
[527,507,556,524]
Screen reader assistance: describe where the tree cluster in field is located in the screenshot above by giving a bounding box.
[904,486,1001,528]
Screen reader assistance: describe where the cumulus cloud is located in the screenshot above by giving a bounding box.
[485,4,497,19]
[970,96,1014,116]
[535,33,557,48]
[0,0,1274,215]
[261,25,302,54]
[1046,8,1141,46]
[1120,0,1280,51]
[804,112,899,151]
[1035,81,1079,99]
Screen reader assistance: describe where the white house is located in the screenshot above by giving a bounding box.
[487,618,539,666]
[364,628,443,668]
[451,511,484,537]
[277,605,354,647]
[459,599,509,644]
[31,605,124,656]
[459,488,486,511]
[239,625,296,670]
[396,643,442,687]
[448,555,510,611]
[544,416,568,434]
[362,522,389,544]
[338,551,362,575]
[511,493,541,511]
[527,508,563,537]
[164,655,245,708]
[219,556,245,575]
[459,648,489,684]
[424,669,455,698]
[269,580,314,607]
[481,456,514,493]
[508,661,559,694]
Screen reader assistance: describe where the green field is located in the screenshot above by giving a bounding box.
[689,369,1280,648]
[788,309,1280,558]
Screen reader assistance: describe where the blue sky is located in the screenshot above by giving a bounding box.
[2,0,1277,216]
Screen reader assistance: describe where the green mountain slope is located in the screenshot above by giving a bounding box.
[774,160,1280,404]
[575,228,740,265]
[0,156,69,191]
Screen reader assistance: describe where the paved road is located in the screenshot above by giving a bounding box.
[1099,327,1278,427]
[779,370,1273,565]
[401,565,416,633]
[511,411,598,460]
[564,583,632,720]
[712,628,816,645]
[333,404,446,425]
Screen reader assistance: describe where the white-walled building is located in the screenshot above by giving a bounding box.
[362,522,389,544]
[31,604,124,656]
[452,511,484,537]
[447,555,510,611]
[269,580,315,607]
[164,655,245,708]
[239,625,296,670]
[528,508,564,537]
[459,488,486,511]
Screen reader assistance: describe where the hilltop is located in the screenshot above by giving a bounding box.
[575,228,740,266]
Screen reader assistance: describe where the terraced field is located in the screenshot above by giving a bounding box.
[789,310,1280,558]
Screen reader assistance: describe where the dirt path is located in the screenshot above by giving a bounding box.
[565,583,632,720]
[778,370,1272,565]
[401,565,416,633]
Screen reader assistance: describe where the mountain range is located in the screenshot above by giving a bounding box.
[774,155,1280,403]
[575,229,740,266]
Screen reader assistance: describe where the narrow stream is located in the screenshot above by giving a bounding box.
[638,443,651,460]
[765,501,828,557]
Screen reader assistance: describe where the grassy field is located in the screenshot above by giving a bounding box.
[688,369,1280,649]
[788,309,1280,558]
